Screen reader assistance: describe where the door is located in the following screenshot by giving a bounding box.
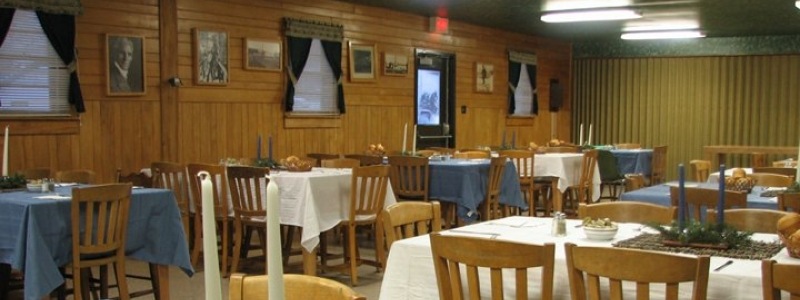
[415,49,455,149]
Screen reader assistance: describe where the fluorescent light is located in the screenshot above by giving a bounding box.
[623,23,699,32]
[796,0,800,9]
[541,9,642,23]
[621,30,705,40]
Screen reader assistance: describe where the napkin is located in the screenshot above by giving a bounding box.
[35,195,71,200]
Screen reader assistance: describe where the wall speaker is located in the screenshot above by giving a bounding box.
[549,79,563,112]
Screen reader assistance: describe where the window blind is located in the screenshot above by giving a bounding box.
[292,39,337,114]
[513,64,534,116]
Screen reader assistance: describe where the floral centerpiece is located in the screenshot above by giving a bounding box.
[647,221,753,250]
[0,174,26,190]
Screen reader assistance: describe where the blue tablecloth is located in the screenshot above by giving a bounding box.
[620,182,778,210]
[0,186,194,300]
[610,149,653,175]
[429,160,526,221]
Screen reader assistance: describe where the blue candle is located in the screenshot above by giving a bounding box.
[678,164,686,230]
[257,135,262,160]
[717,164,726,227]
[268,136,273,161]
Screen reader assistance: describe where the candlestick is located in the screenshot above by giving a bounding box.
[717,164,726,227]
[2,125,7,176]
[402,122,408,154]
[265,175,285,299]
[678,164,686,230]
[587,124,593,145]
[796,143,800,183]
[412,125,417,156]
[268,136,273,161]
[199,171,222,300]
[257,135,262,161]
[579,123,584,146]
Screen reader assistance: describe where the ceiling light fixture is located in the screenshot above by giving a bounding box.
[541,9,642,23]
[621,30,705,40]
[796,0,800,9]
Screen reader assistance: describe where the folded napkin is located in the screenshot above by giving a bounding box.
[35,195,71,200]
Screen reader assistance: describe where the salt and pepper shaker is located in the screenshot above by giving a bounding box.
[551,212,567,236]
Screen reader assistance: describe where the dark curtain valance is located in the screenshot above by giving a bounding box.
[0,0,82,15]
[284,18,343,42]
[509,50,537,65]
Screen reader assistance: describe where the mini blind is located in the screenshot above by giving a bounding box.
[292,39,337,114]
[0,10,71,116]
[513,64,534,115]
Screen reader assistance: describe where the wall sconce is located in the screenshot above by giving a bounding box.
[168,76,182,87]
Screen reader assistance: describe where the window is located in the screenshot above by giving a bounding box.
[0,10,71,116]
[512,64,534,116]
[292,39,337,114]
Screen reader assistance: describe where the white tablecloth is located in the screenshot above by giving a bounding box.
[379,216,797,300]
[534,153,601,201]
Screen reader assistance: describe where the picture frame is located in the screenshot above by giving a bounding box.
[349,42,377,81]
[106,34,146,96]
[193,28,229,85]
[475,62,494,93]
[383,52,409,76]
[244,38,281,71]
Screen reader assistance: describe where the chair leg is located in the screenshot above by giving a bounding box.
[220,219,230,278]
[348,224,359,286]
[190,214,202,267]
[148,263,161,300]
[114,260,130,300]
[230,220,243,274]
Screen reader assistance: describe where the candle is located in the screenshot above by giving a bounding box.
[268,136,273,161]
[587,124,593,145]
[257,135,262,161]
[678,164,686,230]
[199,171,222,300]
[796,143,800,183]
[579,123,584,146]
[717,164,726,227]
[2,125,7,176]
[402,122,408,154]
[412,125,417,156]
[265,175,285,299]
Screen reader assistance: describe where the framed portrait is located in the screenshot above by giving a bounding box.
[475,62,494,93]
[349,42,376,82]
[193,28,229,85]
[383,52,409,76]
[244,38,281,71]
[106,34,146,96]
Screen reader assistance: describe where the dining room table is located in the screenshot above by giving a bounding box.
[0,185,194,300]
[619,181,779,210]
[379,215,797,300]
[533,153,601,212]
[609,148,653,175]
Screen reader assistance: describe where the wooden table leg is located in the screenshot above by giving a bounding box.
[551,178,563,214]
[155,264,169,300]
[302,247,317,276]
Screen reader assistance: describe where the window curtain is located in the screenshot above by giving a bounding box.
[37,11,84,112]
[525,63,538,115]
[508,50,538,116]
[283,18,344,113]
[0,8,13,45]
[507,60,521,114]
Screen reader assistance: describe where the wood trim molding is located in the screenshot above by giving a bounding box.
[283,114,341,129]
[0,117,80,135]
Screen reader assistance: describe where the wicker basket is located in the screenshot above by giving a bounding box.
[725,177,756,193]
[778,232,800,258]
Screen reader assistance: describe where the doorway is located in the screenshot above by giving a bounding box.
[414,49,455,149]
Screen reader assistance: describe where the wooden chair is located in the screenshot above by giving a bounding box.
[55,169,96,184]
[564,150,598,213]
[324,165,390,285]
[229,273,365,300]
[429,232,555,300]
[186,163,232,276]
[115,169,152,188]
[649,145,668,185]
[748,173,794,188]
[614,143,642,149]
[382,201,441,265]
[67,183,132,300]
[306,153,340,167]
[321,158,361,169]
[669,186,747,222]
[597,149,625,201]
[689,159,712,182]
[387,155,429,202]
[499,149,551,217]
[151,161,191,245]
[624,174,645,192]
[454,150,490,159]
[343,154,384,166]
[16,167,51,180]
[226,165,269,274]
[751,152,768,168]
[778,193,800,212]
[707,208,790,233]
[753,167,796,179]
[578,202,676,226]
[565,243,710,300]
[762,259,800,300]
[479,156,508,221]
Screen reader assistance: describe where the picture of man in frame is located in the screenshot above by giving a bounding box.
[107,35,144,94]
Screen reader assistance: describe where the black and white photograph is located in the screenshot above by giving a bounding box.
[106,34,145,96]
[349,42,376,81]
[475,62,494,93]
[194,29,229,85]
[383,52,409,76]
[244,38,281,71]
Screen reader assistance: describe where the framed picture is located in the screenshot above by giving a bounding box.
[244,38,281,71]
[193,28,229,85]
[106,34,146,96]
[349,42,376,81]
[475,62,494,93]
[383,52,409,76]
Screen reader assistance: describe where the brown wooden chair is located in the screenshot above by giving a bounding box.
[564,150,598,213]
[387,155,429,202]
[614,143,642,149]
[151,161,191,245]
[707,208,791,233]
[55,169,96,184]
[565,243,710,300]
[454,150,490,159]
[343,154,384,166]
[748,173,793,188]
[226,165,269,274]
[499,149,551,217]
[186,163,232,276]
[649,145,668,185]
[762,259,800,300]
[689,159,712,182]
[16,167,51,180]
[624,173,645,192]
[429,232,555,300]
[669,186,747,222]
[229,273,365,300]
[751,152,767,168]
[115,169,153,188]
[67,183,132,300]
[578,202,676,226]
[778,193,800,212]
[382,201,441,265]
[306,153,340,167]
[321,158,361,169]
[479,156,509,221]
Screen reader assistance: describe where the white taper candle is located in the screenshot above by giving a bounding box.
[402,122,408,154]
[412,124,417,156]
[3,125,8,177]
[587,124,593,145]
[199,171,222,300]
[265,175,285,299]
[578,123,584,146]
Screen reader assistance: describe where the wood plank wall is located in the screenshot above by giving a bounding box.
[4,0,573,182]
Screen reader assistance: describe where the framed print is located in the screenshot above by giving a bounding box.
[383,52,409,76]
[106,34,145,96]
[475,62,494,93]
[193,28,229,85]
[244,38,281,71]
[349,42,376,81]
